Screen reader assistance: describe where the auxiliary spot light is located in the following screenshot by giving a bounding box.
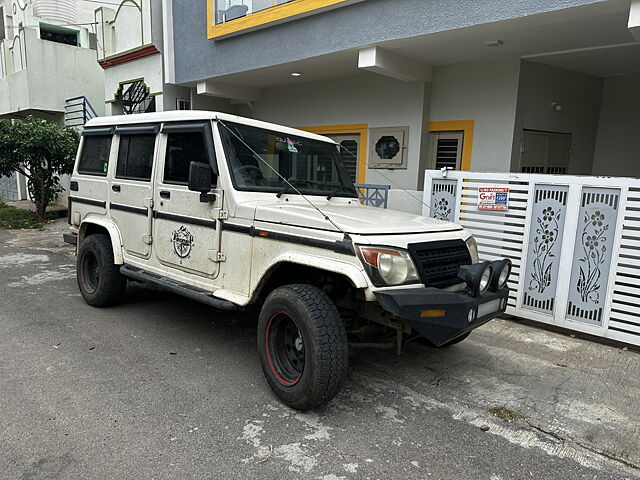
[490,259,512,290]
[458,262,493,297]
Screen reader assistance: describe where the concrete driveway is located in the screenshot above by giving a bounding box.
[1,221,639,480]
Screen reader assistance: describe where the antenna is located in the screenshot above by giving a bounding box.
[218,121,348,237]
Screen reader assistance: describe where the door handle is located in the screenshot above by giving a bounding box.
[112,184,121,192]
[159,191,171,199]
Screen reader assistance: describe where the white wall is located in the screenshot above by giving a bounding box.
[104,53,163,114]
[429,59,521,172]
[592,73,640,177]
[251,73,430,191]
[511,61,603,174]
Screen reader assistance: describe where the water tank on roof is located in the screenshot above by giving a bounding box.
[34,0,78,25]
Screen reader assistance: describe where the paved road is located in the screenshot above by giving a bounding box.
[0,227,638,480]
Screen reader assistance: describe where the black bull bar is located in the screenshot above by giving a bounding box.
[374,287,509,347]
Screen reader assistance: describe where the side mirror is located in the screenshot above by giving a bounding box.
[188,161,217,202]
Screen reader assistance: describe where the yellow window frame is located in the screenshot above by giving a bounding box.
[208,0,360,39]
[297,124,368,185]
[428,120,474,171]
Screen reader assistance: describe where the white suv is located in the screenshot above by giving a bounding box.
[65,111,510,410]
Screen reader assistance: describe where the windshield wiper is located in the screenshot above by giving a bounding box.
[276,179,330,198]
[276,179,309,198]
[326,186,345,200]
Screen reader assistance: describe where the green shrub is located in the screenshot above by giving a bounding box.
[0,199,44,229]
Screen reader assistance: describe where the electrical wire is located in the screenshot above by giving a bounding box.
[335,142,433,213]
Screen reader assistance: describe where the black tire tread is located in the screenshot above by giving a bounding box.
[259,284,348,410]
[77,234,126,307]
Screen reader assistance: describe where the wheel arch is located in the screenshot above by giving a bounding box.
[78,217,124,265]
[251,253,370,305]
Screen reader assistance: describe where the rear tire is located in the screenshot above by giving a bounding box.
[77,234,126,307]
[257,284,348,411]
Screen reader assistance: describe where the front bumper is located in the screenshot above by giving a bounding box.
[374,286,509,347]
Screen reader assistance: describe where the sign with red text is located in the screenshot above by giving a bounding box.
[478,187,510,210]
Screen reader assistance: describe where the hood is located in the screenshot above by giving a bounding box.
[252,201,461,235]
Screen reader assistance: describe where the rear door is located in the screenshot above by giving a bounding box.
[70,127,114,224]
[153,121,223,279]
[109,124,158,258]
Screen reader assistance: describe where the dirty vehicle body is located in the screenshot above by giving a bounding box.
[65,111,511,410]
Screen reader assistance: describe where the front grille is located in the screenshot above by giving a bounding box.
[408,240,471,288]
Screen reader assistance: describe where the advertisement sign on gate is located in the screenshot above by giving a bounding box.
[478,187,509,211]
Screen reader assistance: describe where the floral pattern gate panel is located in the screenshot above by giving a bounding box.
[423,170,640,347]
[522,185,568,315]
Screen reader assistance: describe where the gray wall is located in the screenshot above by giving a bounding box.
[171,0,604,85]
[511,61,603,174]
[592,73,640,177]
[251,73,429,191]
[429,59,521,172]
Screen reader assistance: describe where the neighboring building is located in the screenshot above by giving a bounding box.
[94,0,238,118]
[0,0,106,201]
[94,0,190,117]
[157,0,640,213]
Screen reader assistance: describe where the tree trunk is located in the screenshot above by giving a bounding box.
[35,182,47,221]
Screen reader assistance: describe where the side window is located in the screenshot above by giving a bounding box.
[78,135,112,176]
[163,132,210,185]
[116,134,156,181]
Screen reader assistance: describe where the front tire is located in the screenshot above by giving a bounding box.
[77,234,126,307]
[257,284,348,411]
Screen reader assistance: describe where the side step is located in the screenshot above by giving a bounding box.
[120,265,240,311]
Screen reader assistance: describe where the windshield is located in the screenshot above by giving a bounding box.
[219,121,358,198]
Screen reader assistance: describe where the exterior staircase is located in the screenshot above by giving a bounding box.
[64,96,98,129]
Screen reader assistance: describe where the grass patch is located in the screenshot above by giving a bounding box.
[0,199,44,229]
[488,406,522,422]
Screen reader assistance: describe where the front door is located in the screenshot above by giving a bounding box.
[520,130,571,174]
[153,122,223,279]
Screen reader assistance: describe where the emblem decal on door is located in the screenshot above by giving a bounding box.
[171,226,194,259]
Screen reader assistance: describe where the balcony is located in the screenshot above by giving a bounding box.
[0,27,104,118]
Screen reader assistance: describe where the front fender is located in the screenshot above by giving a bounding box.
[79,216,124,264]
[257,251,371,293]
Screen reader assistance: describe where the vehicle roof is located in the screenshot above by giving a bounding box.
[84,111,336,144]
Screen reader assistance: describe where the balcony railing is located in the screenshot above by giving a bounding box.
[355,183,390,208]
[215,0,294,23]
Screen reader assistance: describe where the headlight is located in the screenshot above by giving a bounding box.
[465,236,479,264]
[357,246,420,287]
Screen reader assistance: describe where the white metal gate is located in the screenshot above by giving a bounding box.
[423,170,640,347]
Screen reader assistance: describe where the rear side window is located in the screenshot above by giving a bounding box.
[164,132,209,184]
[78,135,112,176]
[116,134,156,181]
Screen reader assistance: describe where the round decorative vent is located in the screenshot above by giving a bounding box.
[375,136,400,160]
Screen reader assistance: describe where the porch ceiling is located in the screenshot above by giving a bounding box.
[188,0,638,89]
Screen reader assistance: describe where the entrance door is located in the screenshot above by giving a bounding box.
[520,130,571,174]
[429,131,463,170]
[327,134,360,184]
[109,125,157,258]
[153,122,223,279]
